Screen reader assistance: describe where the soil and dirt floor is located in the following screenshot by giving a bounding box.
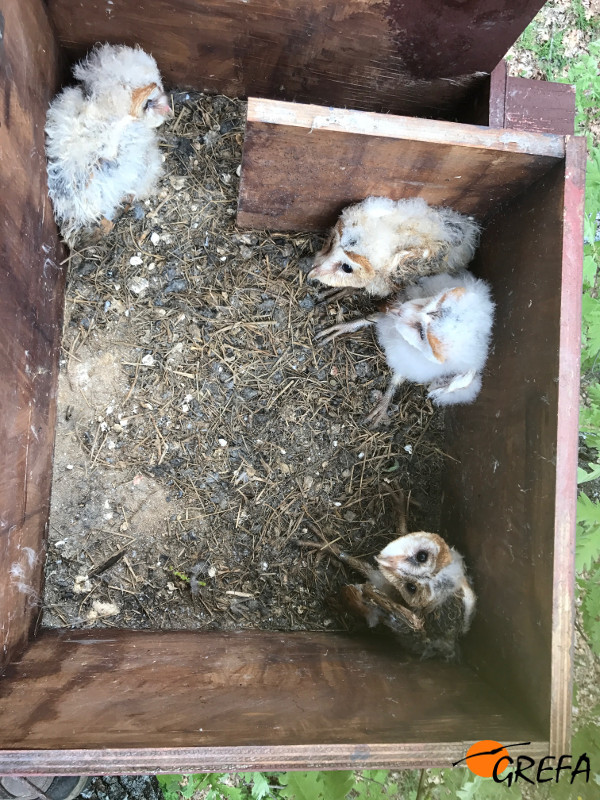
[44,92,446,634]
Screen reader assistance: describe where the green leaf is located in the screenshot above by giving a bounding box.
[279,772,323,800]
[156,774,212,800]
[249,773,271,800]
[583,252,598,287]
[353,771,391,800]
[576,493,600,572]
[219,786,244,800]
[156,775,185,800]
[578,463,600,484]
[318,772,354,800]
[580,563,600,655]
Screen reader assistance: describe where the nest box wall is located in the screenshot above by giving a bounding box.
[0,0,585,774]
[0,0,65,670]
[47,0,547,119]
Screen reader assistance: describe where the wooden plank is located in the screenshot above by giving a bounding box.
[0,0,65,671]
[237,98,564,231]
[0,629,543,768]
[549,135,585,754]
[46,0,546,120]
[505,77,576,136]
[441,141,584,741]
[488,61,507,128]
[0,742,552,777]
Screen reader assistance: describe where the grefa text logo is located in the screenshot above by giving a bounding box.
[453,740,592,788]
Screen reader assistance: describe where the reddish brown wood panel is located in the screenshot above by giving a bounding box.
[441,140,584,747]
[0,629,543,770]
[488,61,508,128]
[0,741,552,777]
[46,0,545,119]
[0,1,65,671]
[505,77,576,136]
[237,99,564,231]
[549,135,585,753]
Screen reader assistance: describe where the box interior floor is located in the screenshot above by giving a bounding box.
[0,0,584,774]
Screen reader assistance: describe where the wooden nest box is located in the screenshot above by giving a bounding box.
[0,0,584,775]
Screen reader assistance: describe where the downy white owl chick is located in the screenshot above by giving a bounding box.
[46,44,172,244]
[299,515,476,637]
[317,271,494,426]
[377,533,476,634]
[308,196,480,298]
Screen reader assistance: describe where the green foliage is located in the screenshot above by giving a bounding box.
[156,771,386,800]
[579,561,600,655]
[169,568,190,583]
[581,293,600,373]
[156,773,253,800]
[279,771,351,800]
[425,767,520,799]
[564,39,600,132]
[352,770,406,800]
[156,775,210,800]
[242,773,271,800]
[576,492,600,572]
[155,770,426,800]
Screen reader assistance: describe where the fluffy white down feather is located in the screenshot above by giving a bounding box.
[342,197,479,274]
[45,45,167,244]
[74,44,163,95]
[376,272,494,405]
[309,196,480,296]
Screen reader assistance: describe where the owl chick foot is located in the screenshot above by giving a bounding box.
[315,315,376,346]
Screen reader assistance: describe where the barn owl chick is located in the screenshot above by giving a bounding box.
[317,272,494,425]
[340,582,470,660]
[46,44,172,244]
[377,533,476,634]
[309,197,480,298]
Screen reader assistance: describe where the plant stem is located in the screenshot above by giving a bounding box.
[415,769,427,800]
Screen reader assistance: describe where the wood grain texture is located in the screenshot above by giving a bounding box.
[441,141,583,743]
[549,135,585,754]
[0,629,543,770]
[237,98,564,231]
[0,742,552,777]
[46,0,546,120]
[0,0,65,672]
[505,77,576,136]
[488,61,507,128]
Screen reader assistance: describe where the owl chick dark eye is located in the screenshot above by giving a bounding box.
[405,582,417,595]
[416,550,428,563]
[415,321,426,340]
[341,263,353,274]
[143,98,154,111]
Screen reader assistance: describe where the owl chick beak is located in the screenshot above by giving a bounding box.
[375,554,406,575]
[153,92,173,116]
[308,263,328,281]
